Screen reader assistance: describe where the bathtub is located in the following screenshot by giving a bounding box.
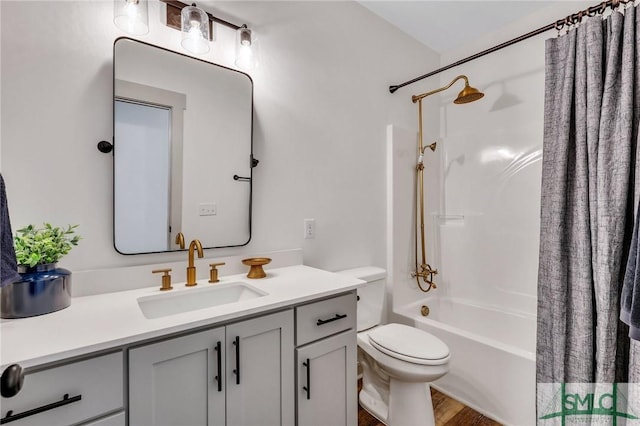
[396,297,536,426]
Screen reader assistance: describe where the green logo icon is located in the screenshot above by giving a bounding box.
[539,383,640,425]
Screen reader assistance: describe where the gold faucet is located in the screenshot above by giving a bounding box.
[186,239,204,287]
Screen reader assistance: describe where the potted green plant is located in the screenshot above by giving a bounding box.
[14,224,80,269]
[1,224,80,319]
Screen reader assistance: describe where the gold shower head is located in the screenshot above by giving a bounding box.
[412,75,484,105]
[454,84,484,104]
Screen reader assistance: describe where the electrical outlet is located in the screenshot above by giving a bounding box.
[199,203,217,216]
[304,218,315,239]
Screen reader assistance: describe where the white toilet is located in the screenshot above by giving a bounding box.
[338,267,450,426]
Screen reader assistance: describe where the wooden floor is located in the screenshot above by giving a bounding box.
[358,384,502,426]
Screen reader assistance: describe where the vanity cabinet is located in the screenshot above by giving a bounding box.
[128,309,294,426]
[0,352,124,426]
[295,293,357,426]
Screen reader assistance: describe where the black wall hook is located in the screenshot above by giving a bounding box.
[97,141,113,153]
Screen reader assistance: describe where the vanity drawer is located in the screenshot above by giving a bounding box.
[296,292,356,346]
[0,352,123,426]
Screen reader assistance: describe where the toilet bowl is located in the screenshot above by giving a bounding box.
[357,324,449,426]
[337,267,450,426]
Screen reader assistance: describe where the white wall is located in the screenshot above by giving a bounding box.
[0,1,439,278]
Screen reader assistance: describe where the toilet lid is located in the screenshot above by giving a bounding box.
[368,323,450,365]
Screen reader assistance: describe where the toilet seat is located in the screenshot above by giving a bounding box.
[368,323,450,365]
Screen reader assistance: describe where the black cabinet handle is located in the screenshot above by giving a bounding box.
[214,341,222,392]
[302,358,311,400]
[232,336,240,385]
[0,365,23,398]
[1,393,82,424]
[316,313,347,326]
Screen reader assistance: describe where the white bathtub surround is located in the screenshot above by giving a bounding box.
[387,56,540,422]
[383,6,583,424]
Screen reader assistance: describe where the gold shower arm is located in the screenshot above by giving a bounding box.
[412,75,469,103]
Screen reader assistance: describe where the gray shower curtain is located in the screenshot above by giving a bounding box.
[537,5,640,423]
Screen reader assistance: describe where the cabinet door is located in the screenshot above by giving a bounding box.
[225,309,294,426]
[129,327,225,426]
[296,330,357,426]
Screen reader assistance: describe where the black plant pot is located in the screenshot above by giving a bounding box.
[0,263,71,319]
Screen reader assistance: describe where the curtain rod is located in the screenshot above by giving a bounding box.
[389,0,631,94]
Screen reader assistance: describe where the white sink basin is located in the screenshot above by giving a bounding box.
[138,281,268,319]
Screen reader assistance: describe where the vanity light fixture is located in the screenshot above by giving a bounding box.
[113,0,149,36]
[235,25,259,71]
[160,0,258,69]
[181,3,210,55]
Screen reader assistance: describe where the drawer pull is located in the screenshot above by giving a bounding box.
[214,341,222,392]
[302,358,311,400]
[316,313,347,326]
[1,393,82,424]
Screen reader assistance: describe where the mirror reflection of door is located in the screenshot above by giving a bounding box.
[114,100,172,253]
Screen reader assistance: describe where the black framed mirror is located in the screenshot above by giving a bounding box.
[113,37,253,254]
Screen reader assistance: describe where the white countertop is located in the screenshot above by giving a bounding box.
[0,265,364,370]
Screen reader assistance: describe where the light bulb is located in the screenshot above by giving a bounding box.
[188,21,202,39]
[235,26,258,70]
[113,0,148,36]
[181,5,210,54]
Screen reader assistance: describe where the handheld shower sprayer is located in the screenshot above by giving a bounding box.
[417,142,437,166]
[424,142,437,152]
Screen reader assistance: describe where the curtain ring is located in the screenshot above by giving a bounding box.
[555,19,563,37]
[573,13,581,24]
[599,1,608,14]
[555,19,565,37]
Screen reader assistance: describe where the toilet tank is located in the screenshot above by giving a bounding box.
[336,267,386,332]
